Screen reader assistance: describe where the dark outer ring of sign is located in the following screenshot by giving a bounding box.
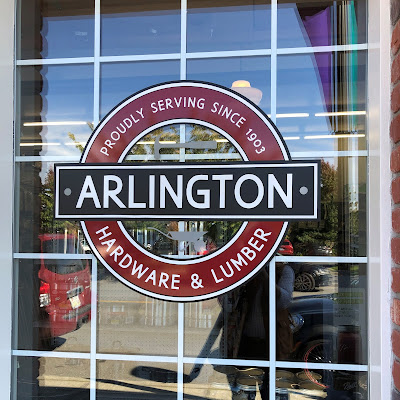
[80,81,289,301]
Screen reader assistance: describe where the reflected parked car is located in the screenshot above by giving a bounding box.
[38,234,91,340]
[291,263,332,292]
[277,239,294,255]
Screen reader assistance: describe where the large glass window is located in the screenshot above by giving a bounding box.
[13,0,369,399]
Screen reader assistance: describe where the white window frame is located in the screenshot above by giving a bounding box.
[0,0,391,398]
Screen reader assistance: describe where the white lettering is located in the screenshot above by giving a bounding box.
[187,175,210,209]
[76,176,101,209]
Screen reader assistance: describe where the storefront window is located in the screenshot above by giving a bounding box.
[13,0,369,399]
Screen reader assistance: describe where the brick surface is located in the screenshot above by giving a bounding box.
[394,268,400,293]
[393,20,400,55]
[394,53,400,84]
[391,114,400,144]
[392,238,400,265]
[392,146,400,172]
[392,298,400,326]
[394,209,400,233]
[392,84,400,113]
[393,1,400,26]
[393,177,400,203]
[394,360,400,392]
[394,329,400,359]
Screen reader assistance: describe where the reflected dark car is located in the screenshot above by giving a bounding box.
[289,295,335,362]
[291,263,332,292]
[288,295,367,399]
[38,234,91,341]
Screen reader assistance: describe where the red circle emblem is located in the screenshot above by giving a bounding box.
[81,81,290,301]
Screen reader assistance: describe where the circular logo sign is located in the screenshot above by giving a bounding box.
[78,81,292,301]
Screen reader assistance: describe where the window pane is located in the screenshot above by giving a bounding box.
[277,51,366,154]
[14,259,92,352]
[278,262,367,364]
[187,0,271,52]
[187,57,271,115]
[17,162,85,253]
[184,363,268,399]
[101,0,181,56]
[97,268,179,356]
[15,357,90,399]
[100,61,180,119]
[277,0,367,48]
[185,271,270,361]
[96,361,177,399]
[17,65,94,157]
[18,0,94,59]
[275,368,367,398]
[286,156,367,258]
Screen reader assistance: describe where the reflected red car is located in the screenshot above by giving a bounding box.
[38,234,91,338]
[277,239,294,256]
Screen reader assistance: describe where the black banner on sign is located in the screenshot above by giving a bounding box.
[54,162,320,220]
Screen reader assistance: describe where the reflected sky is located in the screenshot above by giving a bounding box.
[19,0,94,59]
[187,57,271,114]
[101,0,181,56]
[18,51,366,157]
[100,61,180,119]
[19,64,94,157]
[187,2,271,52]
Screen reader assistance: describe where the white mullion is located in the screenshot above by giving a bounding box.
[270,0,277,123]
[269,257,276,399]
[12,350,91,359]
[178,303,185,400]
[93,0,101,127]
[14,44,369,68]
[275,255,367,263]
[14,253,93,260]
[276,43,367,55]
[100,53,180,63]
[96,353,178,363]
[270,8,278,398]
[90,256,98,400]
[187,49,272,59]
[183,357,270,368]
[178,1,187,398]
[275,361,368,372]
[16,57,95,66]
[14,150,369,164]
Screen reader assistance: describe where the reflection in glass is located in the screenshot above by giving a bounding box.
[101,0,180,56]
[275,368,367,399]
[277,52,366,154]
[187,0,271,52]
[18,0,94,59]
[97,267,178,356]
[283,262,367,365]
[184,270,270,361]
[18,65,94,157]
[187,57,271,115]
[18,162,85,253]
[124,124,243,259]
[277,0,367,48]
[15,259,91,353]
[286,157,366,257]
[15,356,90,399]
[96,361,177,399]
[100,61,179,119]
[184,363,268,399]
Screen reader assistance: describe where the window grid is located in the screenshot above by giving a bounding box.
[12,0,369,398]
